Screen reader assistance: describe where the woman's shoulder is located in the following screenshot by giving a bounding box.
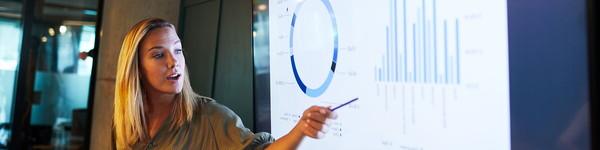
[193,96,239,121]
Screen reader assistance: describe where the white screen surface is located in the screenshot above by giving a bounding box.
[268,0,510,149]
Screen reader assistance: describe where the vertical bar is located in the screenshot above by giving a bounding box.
[433,0,438,83]
[444,20,449,84]
[387,0,392,82]
[403,0,408,82]
[386,27,390,82]
[394,0,399,82]
[422,0,427,83]
[413,23,417,82]
[416,8,420,83]
[455,19,460,84]
[424,21,429,83]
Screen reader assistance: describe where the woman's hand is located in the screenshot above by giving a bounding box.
[293,106,337,138]
[266,105,337,150]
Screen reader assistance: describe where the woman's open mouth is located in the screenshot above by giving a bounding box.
[167,73,181,80]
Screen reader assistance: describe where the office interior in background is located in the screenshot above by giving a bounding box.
[0,0,598,149]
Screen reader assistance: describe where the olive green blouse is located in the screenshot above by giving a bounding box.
[129,97,274,150]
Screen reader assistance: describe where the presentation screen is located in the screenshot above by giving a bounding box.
[252,0,591,149]
[268,0,508,149]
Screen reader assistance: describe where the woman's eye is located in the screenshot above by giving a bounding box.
[175,49,183,54]
[153,53,164,58]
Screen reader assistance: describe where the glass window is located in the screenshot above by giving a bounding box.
[0,12,23,149]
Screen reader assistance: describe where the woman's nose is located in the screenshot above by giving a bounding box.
[166,50,178,69]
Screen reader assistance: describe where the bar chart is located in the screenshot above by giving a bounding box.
[375,0,461,84]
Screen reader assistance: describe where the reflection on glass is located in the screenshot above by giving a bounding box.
[25,0,99,149]
[31,26,95,148]
[0,0,23,147]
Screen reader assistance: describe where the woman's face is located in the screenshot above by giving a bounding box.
[139,27,185,94]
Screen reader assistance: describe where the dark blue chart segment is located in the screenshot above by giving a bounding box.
[289,0,338,97]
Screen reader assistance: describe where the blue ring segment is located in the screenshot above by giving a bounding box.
[289,0,338,97]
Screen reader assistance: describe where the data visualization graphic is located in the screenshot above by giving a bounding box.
[269,0,510,149]
[289,0,338,97]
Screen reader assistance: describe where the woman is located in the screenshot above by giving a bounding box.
[113,18,334,149]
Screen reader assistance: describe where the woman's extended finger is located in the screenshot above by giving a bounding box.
[303,106,331,119]
[304,106,325,115]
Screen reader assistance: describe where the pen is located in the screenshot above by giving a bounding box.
[330,97,359,111]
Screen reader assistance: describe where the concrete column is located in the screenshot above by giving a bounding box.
[90,0,180,149]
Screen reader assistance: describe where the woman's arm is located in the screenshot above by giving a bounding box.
[266,106,335,150]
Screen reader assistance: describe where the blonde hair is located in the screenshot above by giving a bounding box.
[113,18,199,149]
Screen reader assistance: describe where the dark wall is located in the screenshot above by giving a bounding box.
[180,0,255,130]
